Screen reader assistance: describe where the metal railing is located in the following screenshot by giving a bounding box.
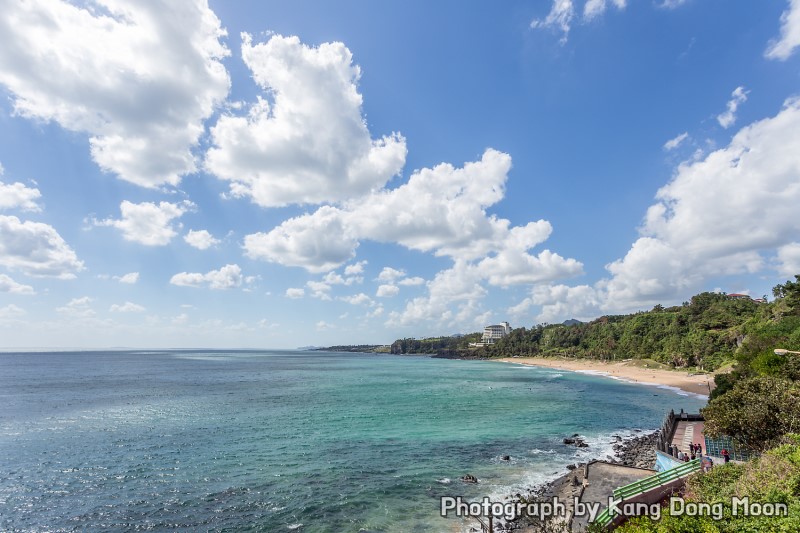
[613,458,700,500]
[591,459,701,529]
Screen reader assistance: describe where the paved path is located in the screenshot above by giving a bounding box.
[671,420,705,455]
[571,462,655,532]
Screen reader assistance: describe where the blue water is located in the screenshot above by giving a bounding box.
[0,351,705,532]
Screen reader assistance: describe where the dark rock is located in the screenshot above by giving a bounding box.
[563,438,575,445]
[502,455,510,461]
[462,474,478,483]
[566,464,577,470]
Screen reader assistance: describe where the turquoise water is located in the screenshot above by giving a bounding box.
[0,350,706,532]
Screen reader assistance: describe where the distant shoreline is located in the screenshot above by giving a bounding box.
[494,356,714,397]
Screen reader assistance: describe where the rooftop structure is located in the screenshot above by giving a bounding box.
[481,321,511,344]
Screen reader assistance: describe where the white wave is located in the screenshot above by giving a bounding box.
[436,477,451,484]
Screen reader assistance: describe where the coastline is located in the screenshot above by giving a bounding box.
[496,356,714,397]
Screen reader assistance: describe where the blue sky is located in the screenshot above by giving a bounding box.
[1,0,799,348]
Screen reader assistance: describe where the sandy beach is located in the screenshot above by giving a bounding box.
[497,357,715,397]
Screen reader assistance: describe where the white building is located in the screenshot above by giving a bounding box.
[482,321,511,344]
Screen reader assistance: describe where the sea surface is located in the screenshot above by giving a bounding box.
[0,350,706,532]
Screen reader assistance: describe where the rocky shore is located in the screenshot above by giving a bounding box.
[485,430,659,532]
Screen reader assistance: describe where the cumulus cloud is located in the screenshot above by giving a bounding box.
[95,200,193,246]
[116,272,139,284]
[389,261,487,328]
[184,229,220,250]
[0,304,26,319]
[377,267,405,282]
[0,181,41,212]
[0,0,230,188]
[376,284,400,298]
[206,34,406,207]
[0,215,84,278]
[340,293,372,305]
[717,86,749,129]
[663,132,689,151]
[765,0,800,60]
[398,276,425,286]
[240,149,582,329]
[170,264,244,290]
[243,206,357,273]
[658,0,689,8]
[56,296,94,318]
[110,301,145,313]
[285,287,305,299]
[316,320,334,331]
[531,0,575,44]
[244,150,579,280]
[0,274,35,295]
[584,0,626,21]
[777,242,800,277]
[523,97,800,323]
[306,280,333,300]
[344,261,367,275]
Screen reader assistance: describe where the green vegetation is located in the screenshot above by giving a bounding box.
[594,276,800,531]
[318,344,392,353]
[613,435,800,532]
[390,280,800,373]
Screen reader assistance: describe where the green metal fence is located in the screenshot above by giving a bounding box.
[591,459,701,529]
[704,435,755,462]
[613,458,700,500]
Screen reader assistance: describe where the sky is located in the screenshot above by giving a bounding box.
[0,0,799,349]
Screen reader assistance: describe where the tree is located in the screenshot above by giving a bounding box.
[703,376,800,452]
[773,275,800,313]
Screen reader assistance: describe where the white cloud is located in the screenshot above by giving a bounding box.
[717,86,749,129]
[340,293,372,305]
[344,261,367,275]
[95,200,193,246]
[376,284,400,298]
[534,96,800,321]
[389,261,487,328]
[663,132,689,151]
[110,301,145,313]
[306,280,333,300]
[0,274,35,295]
[172,313,189,325]
[116,272,139,284]
[658,0,689,8]
[529,284,603,324]
[206,34,406,207]
[777,242,800,277]
[0,215,84,278]
[243,206,357,273]
[377,267,405,282]
[56,296,95,318]
[766,0,800,60]
[531,0,575,44]
[398,276,425,286]
[584,0,626,21]
[244,150,580,300]
[170,264,244,290]
[323,270,362,286]
[316,320,334,331]
[285,287,305,299]
[0,181,41,212]
[0,304,26,319]
[0,0,230,188]
[184,229,220,250]
[346,149,520,261]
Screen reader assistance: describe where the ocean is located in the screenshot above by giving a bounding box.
[0,350,706,532]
